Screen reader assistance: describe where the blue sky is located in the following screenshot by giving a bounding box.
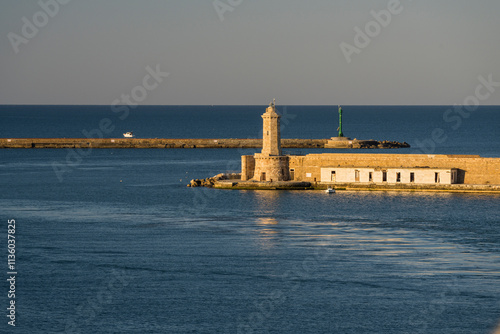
[1,0,499,105]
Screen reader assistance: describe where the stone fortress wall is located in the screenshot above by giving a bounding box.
[242,153,500,185]
[287,154,500,185]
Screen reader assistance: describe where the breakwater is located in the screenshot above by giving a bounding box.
[214,181,500,193]
[0,138,409,149]
[187,174,500,193]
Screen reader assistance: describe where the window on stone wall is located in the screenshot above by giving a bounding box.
[355,170,360,182]
[382,171,387,182]
[369,172,373,182]
[435,172,440,183]
[410,172,415,183]
[396,172,401,183]
[290,169,295,180]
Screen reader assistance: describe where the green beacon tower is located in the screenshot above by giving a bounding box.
[338,105,344,138]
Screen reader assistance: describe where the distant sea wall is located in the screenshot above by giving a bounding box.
[0,138,408,149]
[0,138,324,149]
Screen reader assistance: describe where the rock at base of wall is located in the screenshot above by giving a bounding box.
[187,173,241,188]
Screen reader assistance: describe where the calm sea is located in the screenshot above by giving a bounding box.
[1,105,499,333]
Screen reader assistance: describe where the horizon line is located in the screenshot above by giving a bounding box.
[1,104,499,107]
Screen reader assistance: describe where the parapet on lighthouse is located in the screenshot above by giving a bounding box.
[242,99,290,182]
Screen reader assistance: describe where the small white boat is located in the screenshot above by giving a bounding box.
[325,188,336,194]
[123,132,134,138]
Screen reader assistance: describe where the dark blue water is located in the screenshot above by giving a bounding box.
[1,105,499,156]
[1,106,500,333]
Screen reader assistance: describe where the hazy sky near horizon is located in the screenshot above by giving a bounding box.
[1,0,499,105]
